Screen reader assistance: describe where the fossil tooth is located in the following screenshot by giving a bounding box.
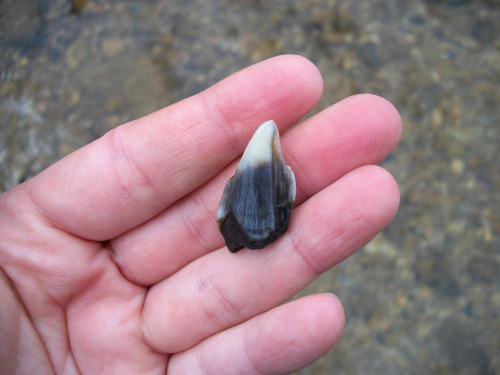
[217,120,296,253]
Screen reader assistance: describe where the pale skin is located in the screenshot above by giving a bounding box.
[0,55,401,374]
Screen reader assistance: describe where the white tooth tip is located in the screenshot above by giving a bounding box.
[237,120,277,170]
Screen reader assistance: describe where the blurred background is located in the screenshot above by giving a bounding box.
[1,0,499,374]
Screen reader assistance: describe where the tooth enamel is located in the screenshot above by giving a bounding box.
[217,120,296,253]
[237,120,276,169]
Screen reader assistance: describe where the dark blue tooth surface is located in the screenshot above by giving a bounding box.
[217,120,295,253]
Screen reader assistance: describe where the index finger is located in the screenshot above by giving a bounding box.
[26,55,323,240]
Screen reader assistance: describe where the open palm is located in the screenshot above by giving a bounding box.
[0,55,401,374]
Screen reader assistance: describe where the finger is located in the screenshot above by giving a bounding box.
[167,294,344,374]
[142,166,399,353]
[112,94,401,285]
[27,55,323,241]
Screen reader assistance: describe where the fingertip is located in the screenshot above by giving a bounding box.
[350,93,402,146]
[277,54,324,99]
[364,165,401,222]
[366,93,402,145]
[259,55,324,118]
[330,93,402,156]
[203,54,324,134]
[314,293,346,346]
[341,165,400,226]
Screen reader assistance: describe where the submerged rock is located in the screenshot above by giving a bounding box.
[217,120,296,252]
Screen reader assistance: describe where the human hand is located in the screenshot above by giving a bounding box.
[0,55,401,374]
